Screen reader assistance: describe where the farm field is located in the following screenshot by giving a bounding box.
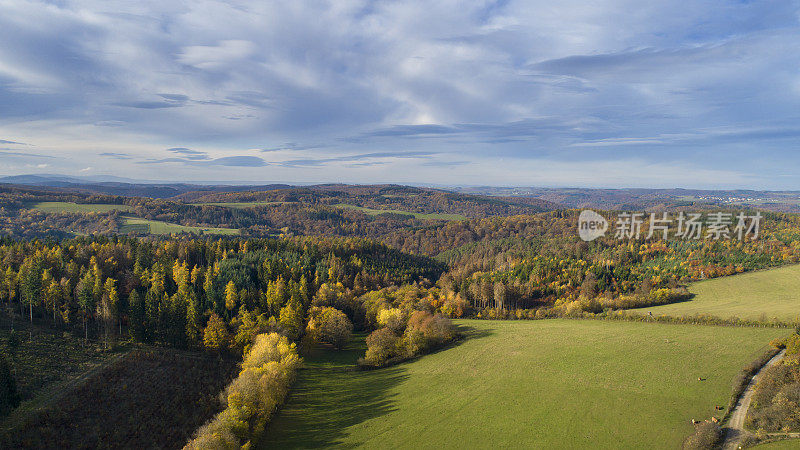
[260,319,785,449]
[27,201,238,235]
[119,217,239,235]
[29,201,131,213]
[334,203,467,221]
[639,264,800,322]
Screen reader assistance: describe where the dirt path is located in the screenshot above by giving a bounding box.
[722,349,786,450]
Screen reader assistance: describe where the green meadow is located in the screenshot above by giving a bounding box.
[260,319,785,449]
[30,202,131,213]
[641,264,800,322]
[334,203,467,221]
[119,217,239,235]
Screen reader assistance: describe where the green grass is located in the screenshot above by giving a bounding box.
[28,202,238,235]
[260,319,785,449]
[193,201,293,209]
[119,217,239,235]
[334,203,467,221]
[640,264,800,322]
[29,201,131,213]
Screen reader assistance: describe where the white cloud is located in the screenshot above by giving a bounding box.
[178,40,258,70]
[0,0,798,187]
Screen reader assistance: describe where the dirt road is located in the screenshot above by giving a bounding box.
[722,349,786,450]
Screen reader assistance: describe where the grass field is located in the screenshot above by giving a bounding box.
[260,319,785,449]
[29,201,131,213]
[640,264,800,322]
[334,203,467,221]
[118,217,239,235]
[29,202,238,235]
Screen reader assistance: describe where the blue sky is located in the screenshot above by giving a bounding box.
[1,0,800,188]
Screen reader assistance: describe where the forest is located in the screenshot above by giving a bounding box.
[3,184,800,447]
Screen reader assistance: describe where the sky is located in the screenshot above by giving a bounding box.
[1,0,800,189]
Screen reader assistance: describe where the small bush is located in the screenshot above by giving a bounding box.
[308,307,353,350]
[363,328,400,367]
[377,308,406,334]
[361,311,457,368]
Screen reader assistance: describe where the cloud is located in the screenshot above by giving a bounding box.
[178,40,257,70]
[0,1,799,187]
[167,147,210,160]
[358,124,460,138]
[261,142,323,152]
[0,139,27,145]
[0,149,54,159]
[278,151,434,167]
[421,160,470,168]
[99,152,133,159]
[207,156,267,167]
[139,154,267,167]
[113,100,186,109]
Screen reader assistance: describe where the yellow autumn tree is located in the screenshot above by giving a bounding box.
[203,313,231,351]
[224,281,238,311]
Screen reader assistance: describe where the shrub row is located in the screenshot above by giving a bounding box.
[725,347,782,423]
[185,333,301,449]
[475,305,796,329]
[745,333,800,434]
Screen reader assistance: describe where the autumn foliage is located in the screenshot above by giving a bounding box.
[185,333,301,449]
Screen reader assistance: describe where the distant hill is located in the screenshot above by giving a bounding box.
[0,174,292,199]
[179,184,560,218]
[6,173,800,213]
[452,186,800,212]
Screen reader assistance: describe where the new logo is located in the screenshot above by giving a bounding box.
[578,210,608,241]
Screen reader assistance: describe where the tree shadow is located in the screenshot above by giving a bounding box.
[258,335,407,449]
[258,325,493,448]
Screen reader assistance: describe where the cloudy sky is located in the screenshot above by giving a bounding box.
[1,0,800,188]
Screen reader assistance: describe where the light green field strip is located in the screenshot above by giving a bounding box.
[641,264,800,322]
[261,319,785,449]
[119,217,239,235]
[30,202,131,213]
